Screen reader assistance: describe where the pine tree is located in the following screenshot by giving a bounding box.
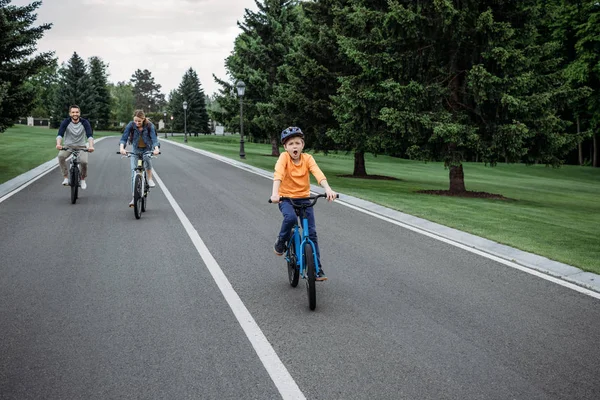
[88,57,111,129]
[52,52,96,125]
[272,0,355,151]
[173,68,209,135]
[222,0,301,154]
[130,69,164,113]
[334,0,583,191]
[0,0,54,132]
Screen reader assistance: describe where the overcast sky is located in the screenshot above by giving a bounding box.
[13,0,259,96]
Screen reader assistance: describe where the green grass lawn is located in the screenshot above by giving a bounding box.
[2,126,599,274]
[0,125,114,183]
[169,134,600,274]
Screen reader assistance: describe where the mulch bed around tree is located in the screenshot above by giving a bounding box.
[417,190,510,200]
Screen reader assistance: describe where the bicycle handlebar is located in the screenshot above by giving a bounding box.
[116,151,161,157]
[61,147,90,152]
[268,193,339,206]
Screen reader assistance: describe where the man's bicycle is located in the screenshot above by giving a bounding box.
[269,194,338,311]
[61,147,89,204]
[118,151,160,219]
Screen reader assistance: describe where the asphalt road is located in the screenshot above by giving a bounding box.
[1,137,599,399]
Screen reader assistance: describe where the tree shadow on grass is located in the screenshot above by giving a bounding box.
[337,174,512,200]
[337,174,400,181]
[417,189,512,200]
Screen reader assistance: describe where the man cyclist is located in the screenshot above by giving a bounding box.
[56,105,95,189]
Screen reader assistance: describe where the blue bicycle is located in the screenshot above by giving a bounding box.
[270,194,338,310]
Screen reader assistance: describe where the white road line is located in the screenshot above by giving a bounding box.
[153,172,306,400]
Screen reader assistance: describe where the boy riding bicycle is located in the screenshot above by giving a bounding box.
[270,127,337,281]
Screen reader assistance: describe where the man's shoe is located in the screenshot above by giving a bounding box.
[62,178,69,186]
[80,180,87,190]
[273,237,286,256]
[316,267,327,281]
[129,198,134,208]
[148,179,156,188]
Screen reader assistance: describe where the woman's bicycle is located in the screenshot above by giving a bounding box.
[118,151,160,219]
[269,194,338,311]
[61,147,89,204]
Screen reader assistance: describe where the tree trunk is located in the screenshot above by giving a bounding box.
[577,116,583,166]
[594,131,598,167]
[353,151,367,176]
[449,164,466,193]
[271,136,280,157]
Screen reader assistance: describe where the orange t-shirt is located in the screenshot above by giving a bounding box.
[274,152,326,198]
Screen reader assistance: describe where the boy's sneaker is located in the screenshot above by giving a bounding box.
[316,267,327,281]
[62,178,69,186]
[148,179,156,188]
[273,237,286,256]
[129,198,134,207]
[80,180,87,190]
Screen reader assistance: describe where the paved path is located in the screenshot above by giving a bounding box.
[1,138,599,399]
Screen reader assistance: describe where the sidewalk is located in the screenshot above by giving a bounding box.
[2,139,599,296]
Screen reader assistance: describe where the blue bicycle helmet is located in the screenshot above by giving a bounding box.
[280,126,304,144]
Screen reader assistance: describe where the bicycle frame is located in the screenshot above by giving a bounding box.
[118,150,159,219]
[281,196,327,280]
[288,207,320,279]
[61,147,89,204]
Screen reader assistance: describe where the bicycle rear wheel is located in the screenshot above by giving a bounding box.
[70,167,79,204]
[304,243,316,310]
[287,236,299,287]
[133,174,143,219]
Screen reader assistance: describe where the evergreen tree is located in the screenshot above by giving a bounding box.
[52,52,96,126]
[334,1,583,191]
[221,0,301,155]
[130,69,165,112]
[272,0,355,151]
[211,75,240,134]
[0,0,54,132]
[167,88,184,131]
[88,56,111,129]
[556,0,600,167]
[330,0,400,176]
[173,68,209,134]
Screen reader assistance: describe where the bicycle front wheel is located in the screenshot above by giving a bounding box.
[287,237,299,287]
[70,167,79,204]
[141,188,147,212]
[133,174,143,219]
[304,243,316,310]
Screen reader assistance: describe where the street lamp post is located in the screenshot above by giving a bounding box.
[236,80,246,159]
[183,101,188,143]
[163,111,167,139]
[170,115,173,137]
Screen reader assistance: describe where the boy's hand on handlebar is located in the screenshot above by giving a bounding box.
[120,148,127,155]
[153,147,159,156]
[88,145,95,153]
[325,188,337,202]
[270,195,280,203]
